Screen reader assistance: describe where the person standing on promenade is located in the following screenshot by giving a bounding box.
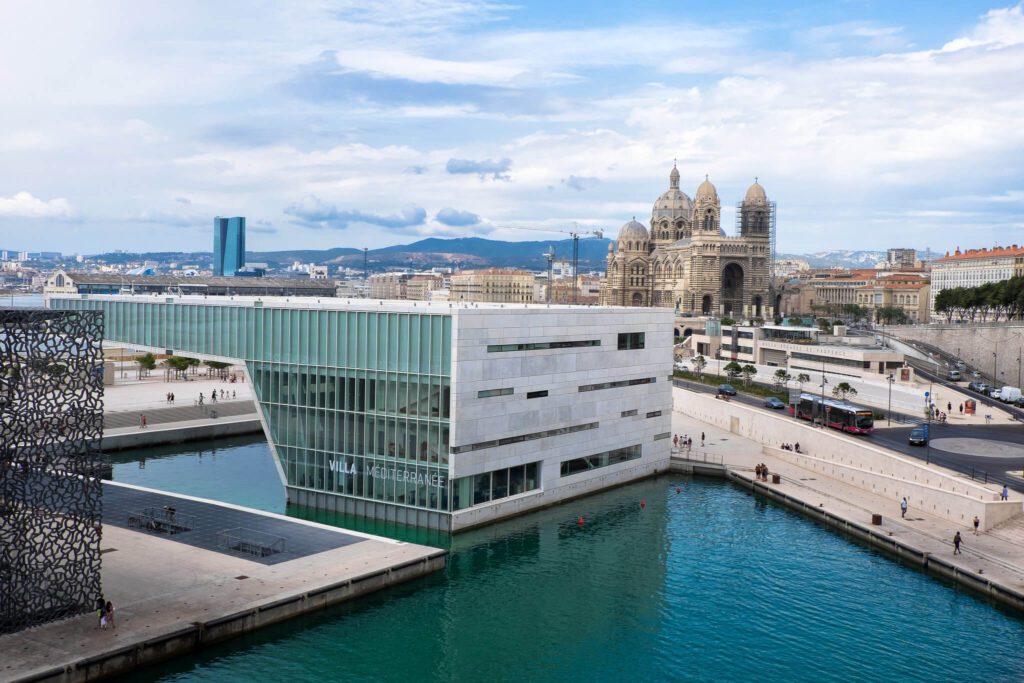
[973,516,980,534]
[198,392,204,406]
[701,432,705,447]
[673,434,679,449]
[900,497,908,518]
[139,414,147,429]
[105,600,116,629]
[1002,485,1009,501]
[947,401,952,412]
[953,531,962,555]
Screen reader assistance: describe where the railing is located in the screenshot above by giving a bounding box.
[217,527,287,558]
[671,448,724,465]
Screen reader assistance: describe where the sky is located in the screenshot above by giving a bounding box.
[1,0,1023,256]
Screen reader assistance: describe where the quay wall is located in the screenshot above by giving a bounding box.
[101,417,263,451]
[673,388,1020,530]
[888,323,1024,384]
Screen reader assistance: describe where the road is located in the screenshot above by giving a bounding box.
[673,377,1024,491]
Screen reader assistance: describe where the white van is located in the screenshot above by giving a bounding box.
[999,386,1022,403]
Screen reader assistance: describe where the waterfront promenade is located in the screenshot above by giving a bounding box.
[1,482,445,683]
[671,407,1024,608]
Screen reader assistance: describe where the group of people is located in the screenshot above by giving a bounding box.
[754,463,771,481]
[164,392,176,404]
[780,442,801,453]
[96,598,115,630]
[198,389,235,406]
[672,432,706,451]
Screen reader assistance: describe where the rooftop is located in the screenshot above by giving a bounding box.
[61,272,336,290]
[939,245,1024,262]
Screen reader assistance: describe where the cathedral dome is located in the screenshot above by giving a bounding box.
[744,179,767,203]
[652,188,693,219]
[617,218,649,249]
[695,176,718,202]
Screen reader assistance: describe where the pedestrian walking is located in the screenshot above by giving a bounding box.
[959,403,963,414]
[953,531,962,555]
[198,392,204,406]
[95,596,105,629]
[673,434,679,449]
[900,497,908,519]
[701,432,705,447]
[1002,485,1009,501]
[170,392,175,404]
[232,390,235,399]
[139,414,147,429]
[105,600,116,629]
[973,516,980,535]
[947,401,952,412]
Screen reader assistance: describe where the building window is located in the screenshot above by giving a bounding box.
[579,377,656,392]
[560,444,642,477]
[451,422,599,454]
[621,409,638,417]
[654,432,671,441]
[453,461,540,510]
[617,332,645,350]
[488,340,600,352]
[646,410,662,418]
[478,387,513,398]
[526,390,548,399]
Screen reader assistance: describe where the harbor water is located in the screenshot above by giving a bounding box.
[111,438,1024,682]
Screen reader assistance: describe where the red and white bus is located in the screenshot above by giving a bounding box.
[788,393,874,434]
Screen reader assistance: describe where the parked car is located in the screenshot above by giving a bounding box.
[717,383,737,396]
[947,370,962,381]
[971,370,982,378]
[1000,386,1023,403]
[763,397,786,410]
[956,360,967,370]
[969,382,989,394]
[908,428,928,446]
[989,387,1003,399]
[673,362,689,373]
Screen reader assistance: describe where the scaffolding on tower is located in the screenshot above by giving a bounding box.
[734,200,777,279]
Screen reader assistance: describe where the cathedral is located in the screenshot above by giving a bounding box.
[601,165,774,319]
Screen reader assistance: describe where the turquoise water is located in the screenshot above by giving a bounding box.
[112,439,1024,682]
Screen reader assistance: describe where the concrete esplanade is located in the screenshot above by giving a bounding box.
[675,388,1018,530]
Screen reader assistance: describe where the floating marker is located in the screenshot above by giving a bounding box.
[578,515,584,525]
[640,500,646,509]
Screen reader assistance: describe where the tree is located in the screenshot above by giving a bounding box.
[832,382,857,401]
[741,364,758,386]
[720,316,736,326]
[166,356,192,380]
[204,360,231,378]
[795,372,811,394]
[135,352,157,380]
[692,355,706,378]
[773,368,792,390]
[185,357,201,375]
[723,361,743,379]
[816,317,832,332]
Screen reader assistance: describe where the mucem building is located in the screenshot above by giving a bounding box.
[0,309,104,634]
[49,295,672,531]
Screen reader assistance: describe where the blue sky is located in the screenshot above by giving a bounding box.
[0,0,1022,255]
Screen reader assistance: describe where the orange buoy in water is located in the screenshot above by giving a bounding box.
[578,515,584,525]
[640,500,646,509]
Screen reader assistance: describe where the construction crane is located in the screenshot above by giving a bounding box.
[493,224,605,305]
[543,246,556,303]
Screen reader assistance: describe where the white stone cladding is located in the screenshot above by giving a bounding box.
[449,306,673,530]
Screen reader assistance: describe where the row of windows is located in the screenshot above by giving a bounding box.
[560,444,642,477]
[621,409,638,417]
[617,332,645,350]
[487,340,600,353]
[54,299,453,374]
[790,352,870,369]
[654,432,671,440]
[452,462,541,510]
[646,410,662,418]
[450,421,599,454]
[579,377,656,392]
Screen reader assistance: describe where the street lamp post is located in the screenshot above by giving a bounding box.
[993,348,998,386]
[887,373,895,426]
[819,360,828,428]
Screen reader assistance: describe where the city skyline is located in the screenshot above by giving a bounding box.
[1,1,1022,254]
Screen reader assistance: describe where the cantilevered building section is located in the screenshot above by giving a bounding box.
[213,216,245,277]
[49,296,673,531]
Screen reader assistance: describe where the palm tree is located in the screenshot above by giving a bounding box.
[773,368,791,390]
[832,382,857,401]
[692,355,706,378]
[795,373,811,394]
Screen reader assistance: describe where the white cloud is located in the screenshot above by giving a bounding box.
[0,192,74,218]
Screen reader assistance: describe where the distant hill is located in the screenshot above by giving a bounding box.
[776,249,926,269]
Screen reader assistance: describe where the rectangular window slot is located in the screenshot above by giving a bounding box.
[478,387,513,398]
[526,390,548,399]
[621,409,638,417]
[451,422,598,454]
[654,432,671,440]
[579,377,655,392]
[617,332,645,350]
[453,461,541,510]
[560,444,642,477]
[488,340,600,353]
[646,410,662,418]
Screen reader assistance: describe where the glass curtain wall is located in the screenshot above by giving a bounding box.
[51,299,453,513]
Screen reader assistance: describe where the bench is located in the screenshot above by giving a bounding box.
[216,527,286,558]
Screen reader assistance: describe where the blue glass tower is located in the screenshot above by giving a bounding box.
[213,217,245,277]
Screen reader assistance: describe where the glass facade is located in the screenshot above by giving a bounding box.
[51,298,453,514]
[560,445,642,477]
